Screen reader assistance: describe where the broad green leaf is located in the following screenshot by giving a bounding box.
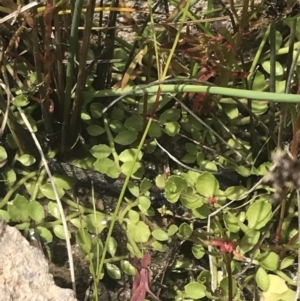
[168,225,178,236]
[76,228,91,254]
[90,103,103,118]
[3,168,16,187]
[114,130,137,145]
[37,226,53,243]
[13,94,29,107]
[119,149,143,162]
[109,120,125,133]
[107,237,118,257]
[94,158,116,174]
[239,230,260,254]
[128,210,139,224]
[126,220,150,243]
[255,267,270,291]
[121,161,143,177]
[151,240,164,251]
[85,213,108,234]
[192,244,205,259]
[225,186,247,201]
[159,109,181,123]
[259,251,279,271]
[140,178,152,193]
[177,223,192,240]
[53,174,76,190]
[106,263,121,279]
[184,282,206,299]
[152,229,169,241]
[40,183,65,200]
[0,146,7,162]
[164,121,180,136]
[17,154,36,166]
[8,194,29,222]
[223,212,240,233]
[220,277,237,297]
[0,209,9,222]
[196,172,219,197]
[111,107,124,121]
[261,61,283,76]
[280,256,294,270]
[48,201,60,219]
[90,144,112,159]
[124,116,143,132]
[86,125,105,136]
[138,196,151,211]
[246,201,272,229]
[128,181,140,197]
[148,122,162,138]
[53,224,70,240]
[120,260,136,276]
[29,201,45,223]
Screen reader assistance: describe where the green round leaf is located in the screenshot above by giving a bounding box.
[168,224,178,236]
[128,210,139,224]
[223,212,240,233]
[151,240,164,251]
[17,154,36,166]
[114,130,137,145]
[152,229,169,241]
[29,201,45,223]
[148,122,162,138]
[13,94,29,107]
[192,244,205,259]
[225,186,248,201]
[107,237,118,257]
[0,146,7,162]
[177,222,192,240]
[90,103,103,118]
[124,116,143,132]
[106,263,121,279]
[126,220,150,243]
[120,260,136,276]
[3,168,16,187]
[138,196,151,211]
[184,282,206,299]
[239,230,260,254]
[0,209,10,222]
[48,202,61,219]
[53,224,70,240]
[90,144,112,159]
[164,121,180,136]
[196,172,219,197]
[94,158,116,174]
[53,174,76,190]
[8,194,29,222]
[140,178,152,193]
[37,226,53,243]
[121,161,143,177]
[259,251,279,271]
[246,201,272,229]
[261,61,284,76]
[220,277,237,297]
[119,148,143,162]
[86,125,105,136]
[159,108,181,123]
[280,256,295,270]
[255,267,270,291]
[40,183,65,200]
[85,213,108,234]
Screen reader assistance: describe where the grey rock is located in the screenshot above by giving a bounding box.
[0,219,78,301]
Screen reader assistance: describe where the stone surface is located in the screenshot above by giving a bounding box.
[0,219,78,301]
